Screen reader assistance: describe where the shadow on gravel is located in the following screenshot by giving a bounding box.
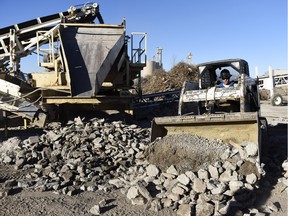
[8,187,23,196]
[100,204,117,213]
[227,123,287,215]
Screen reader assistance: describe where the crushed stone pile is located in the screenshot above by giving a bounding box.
[141,62,198,94]
[0,117,150,195]
[145,134,239,173]
[0,116,274,215]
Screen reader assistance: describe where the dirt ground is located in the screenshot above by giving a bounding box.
[254,101,287,216]
[0,101,287,216]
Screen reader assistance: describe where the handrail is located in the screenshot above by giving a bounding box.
[130,32,147,64]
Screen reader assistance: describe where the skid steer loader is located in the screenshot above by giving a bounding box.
[151,59,267,162]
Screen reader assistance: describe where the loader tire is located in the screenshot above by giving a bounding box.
[271,94,283,106]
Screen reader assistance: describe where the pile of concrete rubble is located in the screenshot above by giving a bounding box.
[0,117,287,215]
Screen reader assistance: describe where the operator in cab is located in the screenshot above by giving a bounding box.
[218,69,234,88]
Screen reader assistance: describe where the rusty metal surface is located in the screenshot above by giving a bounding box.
[60,24,125,97]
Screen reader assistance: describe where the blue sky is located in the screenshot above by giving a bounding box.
[0,0,287,77]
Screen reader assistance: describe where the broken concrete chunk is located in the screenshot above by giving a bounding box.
[146,164,160,177]
[197,169,209,180]
[131,196,146,205]
[90,204,100,215]
[147,199,162,212]
[246,173,257,184]
[27,136,40,145]
[172,186,185,195]
[208,165,219,179]
[244,142,258,157]
[229,180,244,193]
[126,186,139,199]
[177,173,190,185]
[166,165,178,176]
[136,183,152,201]
[177,204,192,216]
[192,178,206,193]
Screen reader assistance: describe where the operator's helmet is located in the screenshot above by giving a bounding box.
[220,69,232,79]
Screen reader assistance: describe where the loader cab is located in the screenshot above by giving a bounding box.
[199,66,239,89]
[179,59,259,116]
[194,59,253,114]
[198,59,250,89]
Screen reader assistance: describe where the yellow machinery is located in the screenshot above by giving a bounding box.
[0,3,147,126]
[151,59,268,162]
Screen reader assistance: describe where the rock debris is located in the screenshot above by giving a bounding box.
[0,116,286,215]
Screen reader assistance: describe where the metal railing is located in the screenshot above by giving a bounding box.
[274,75,288,87]
[130,32,147,65]
[36,27,59,68]
[133,90,181,108]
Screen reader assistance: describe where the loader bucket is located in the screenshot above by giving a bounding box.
[151,112,261,149]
